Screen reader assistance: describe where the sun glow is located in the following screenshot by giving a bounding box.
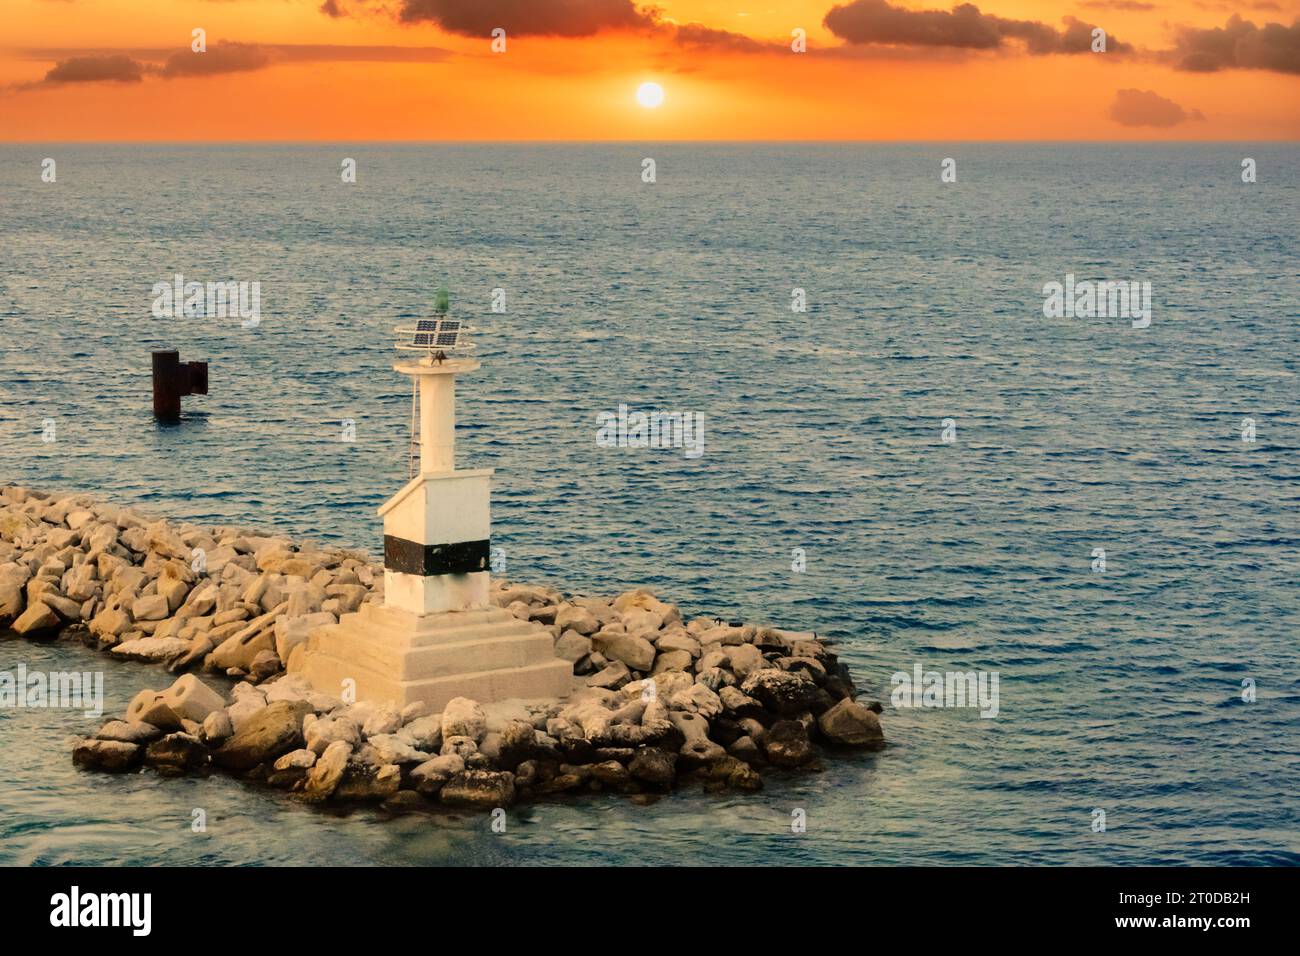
[636,82,665,109]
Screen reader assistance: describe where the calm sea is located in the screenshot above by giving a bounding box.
[0,144,1297,865]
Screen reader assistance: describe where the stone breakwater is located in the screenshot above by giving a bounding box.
[1,485,884,811]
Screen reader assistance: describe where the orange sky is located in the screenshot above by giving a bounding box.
[0,0,1296,139]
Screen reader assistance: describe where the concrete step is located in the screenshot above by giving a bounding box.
[327,616,543,649]
[297,602,575,711]
[300,648,573,713]
[340,605,547,647]
[313,626,557,681]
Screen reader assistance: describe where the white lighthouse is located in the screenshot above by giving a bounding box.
[299,295,572,711]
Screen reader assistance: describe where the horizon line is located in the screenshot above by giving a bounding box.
[1,138,1296,145]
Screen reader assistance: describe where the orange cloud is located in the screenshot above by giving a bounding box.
[1109,87,1204,124]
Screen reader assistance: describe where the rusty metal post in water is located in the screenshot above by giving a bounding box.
[152,350,208,420]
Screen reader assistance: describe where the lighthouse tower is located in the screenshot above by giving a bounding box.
[298,297,572,712]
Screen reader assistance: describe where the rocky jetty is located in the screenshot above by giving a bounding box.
[2,485,885,812]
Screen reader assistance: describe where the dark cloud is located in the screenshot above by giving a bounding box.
[1171,14,1300,73]
[1109,88,1203,126]
[1031,16,1132,54]
[318,0,1163,66]
[824,1,1005,49]
[160,42,273,78]
[42,54,144,84]
[1195,2,1282,10]
[308,0,1298,81]
[670,23,784,53]
[156,41,452,77]
[13,43,452,92]
[823,0,1129,54]
[395,0,655,37]
[19,44,450,66]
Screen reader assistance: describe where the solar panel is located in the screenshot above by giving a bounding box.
[395,315,475,357]
[413,319,437,347]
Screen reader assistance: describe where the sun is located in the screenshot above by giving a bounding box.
[636,82,665,109]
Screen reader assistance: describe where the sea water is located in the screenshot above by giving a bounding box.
[0,144,1297,865]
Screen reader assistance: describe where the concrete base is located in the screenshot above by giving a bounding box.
[298,603,574,713]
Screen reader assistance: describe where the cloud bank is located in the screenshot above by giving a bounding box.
[17,43,452,91]
[1170,14,1300,73]
[396,0,654,37]
[822,0,1130,54]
